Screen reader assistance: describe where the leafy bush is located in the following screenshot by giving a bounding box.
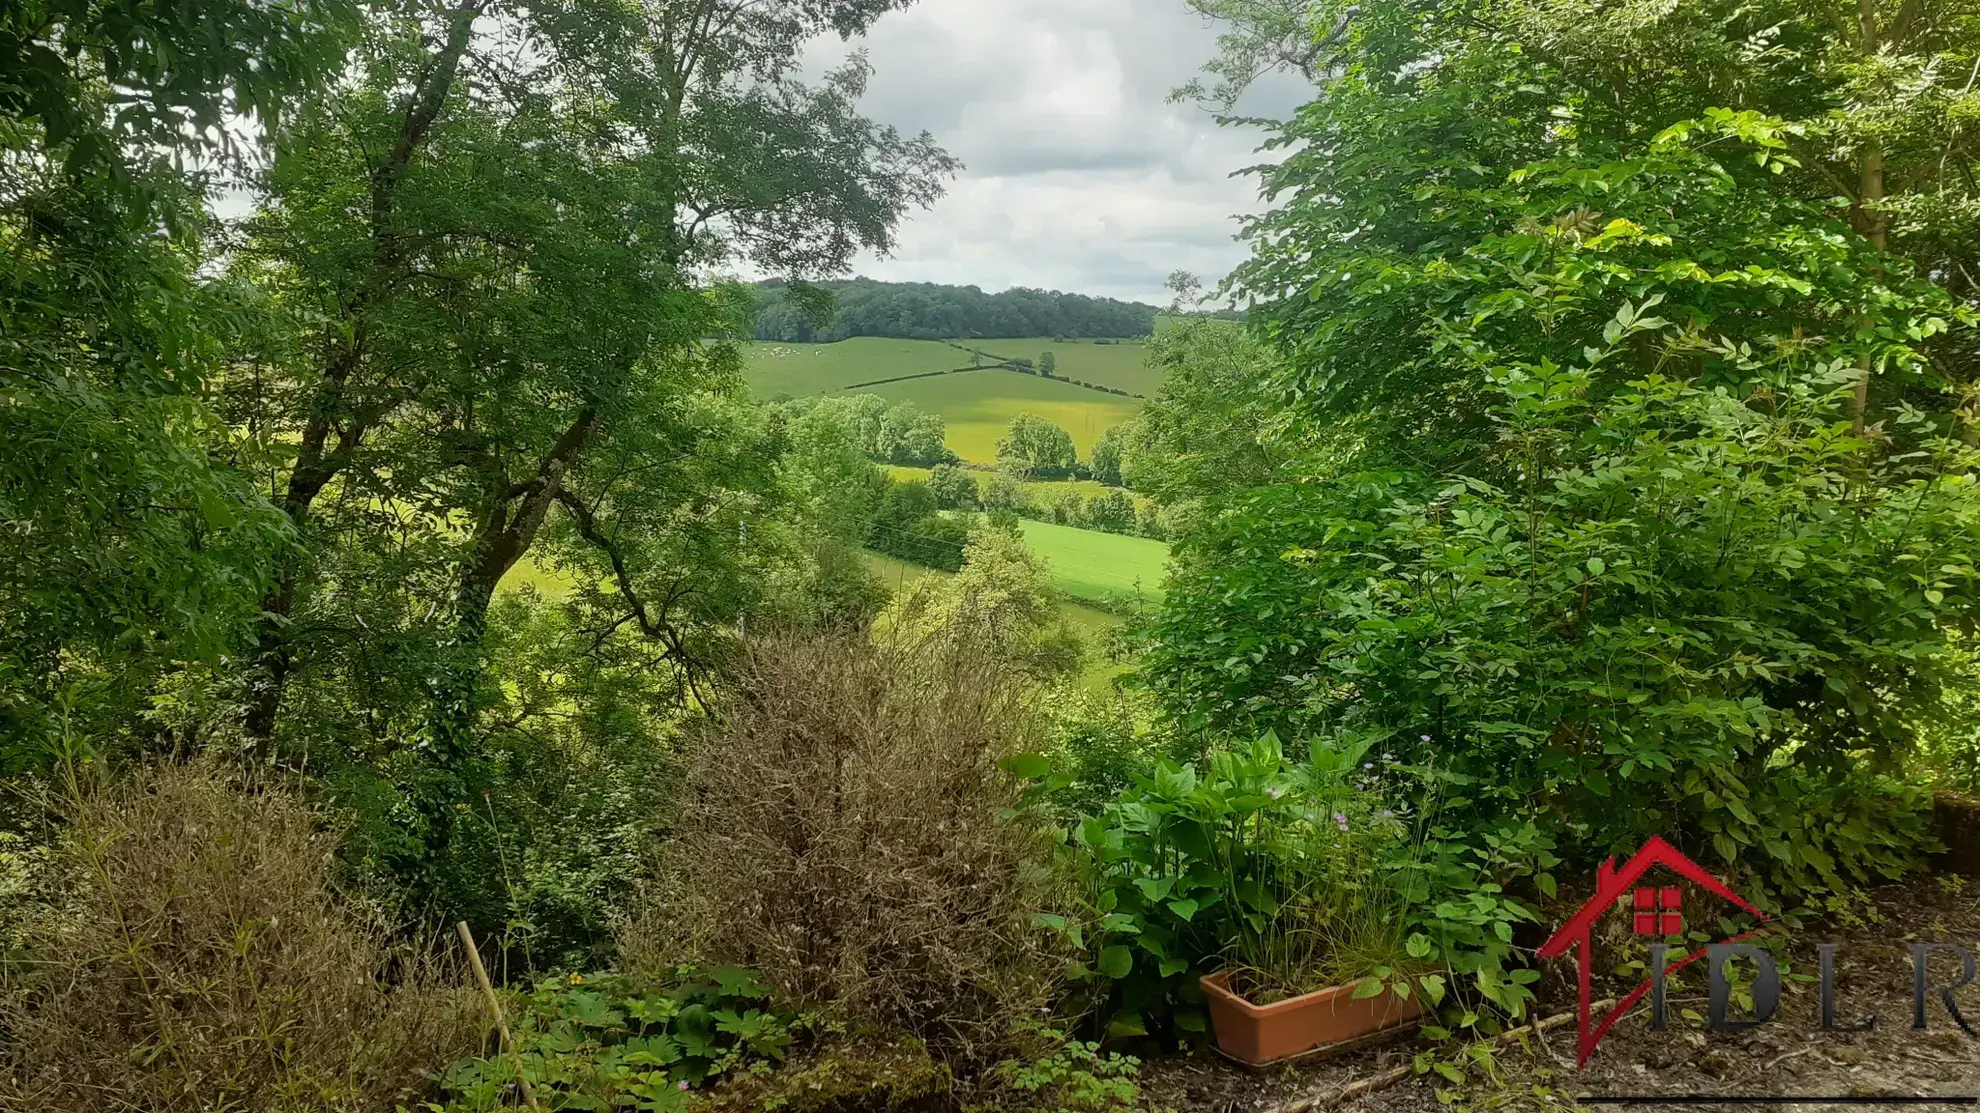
[885,530,1087,682]
[1149,357,1971,901]
[0,763,479,1112]
[1026,733,1542,1042]
[621,629,1069,1061]
[426,967,796,1112]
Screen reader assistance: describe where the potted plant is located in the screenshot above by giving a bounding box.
[1045,732,1443,1058]
[1196,737,1433,1067]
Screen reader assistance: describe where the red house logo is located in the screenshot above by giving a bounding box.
[1537,836,1770,1066]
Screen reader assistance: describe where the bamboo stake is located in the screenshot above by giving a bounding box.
[1263,999,1616,1113]
[457,921,545,1112]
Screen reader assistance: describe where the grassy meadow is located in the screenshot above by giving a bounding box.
[742,337,1150,463]
[1015,519,1168,606]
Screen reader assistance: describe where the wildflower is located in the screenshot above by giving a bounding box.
[1379,809,1394,819]
[1363,762,1374,770]
[569,973,584,985]
[1419,734,1431,742]
[679,1080,691,1091]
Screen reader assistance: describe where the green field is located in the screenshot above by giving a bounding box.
[962,339,1164,396]
[856,374,1138,463]
[744,337,965,397]
[742,337,1151,464]
[1015,519,1167,606]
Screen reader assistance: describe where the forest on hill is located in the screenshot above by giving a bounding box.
[750,277,1163,341]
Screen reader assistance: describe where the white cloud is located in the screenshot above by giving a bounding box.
[803,0,1311,305]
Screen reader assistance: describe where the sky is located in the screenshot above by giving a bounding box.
[797,0,1312,306]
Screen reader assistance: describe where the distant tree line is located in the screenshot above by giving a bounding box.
[753,279,1160,342]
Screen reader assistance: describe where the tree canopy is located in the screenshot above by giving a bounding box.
[752,278,1160,341]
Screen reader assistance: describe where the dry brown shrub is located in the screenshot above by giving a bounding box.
[622,630,1069,1060]
[0,764,481,1112]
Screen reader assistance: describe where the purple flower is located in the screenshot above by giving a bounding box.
[1363,762,1374,770]
[1420,734,1431,742]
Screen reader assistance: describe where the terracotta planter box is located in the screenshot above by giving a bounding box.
[1200,971,1423,1068]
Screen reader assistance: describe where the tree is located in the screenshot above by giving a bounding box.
[0,0,357,760]
[982,471,1030,514]
[1089,425,1129,486]
[885,530,1083,679]
[1153,0,1980,902]
[995,413,1077,478]
[1167,0,1350,109]
[1124,319,1287,506]
[928,464,981,509]
[235,0,958,754]
[1039,351,1057,377]
[877,402,953,465]
[751,278,1159,341]
[1085,489,1137,535]
[223,0,956,928]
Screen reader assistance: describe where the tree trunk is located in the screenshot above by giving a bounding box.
[242,1,486,750]
[428,407,602,748]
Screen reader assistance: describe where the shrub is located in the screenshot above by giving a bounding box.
[1148,360,1974,903]
[884,531,1085,682]
[0,764,479,1112]
[622,630,1068,1061]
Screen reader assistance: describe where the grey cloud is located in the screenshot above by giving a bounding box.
[797,0,1314,304]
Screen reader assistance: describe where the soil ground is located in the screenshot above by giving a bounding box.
[1139,873,1980,1112]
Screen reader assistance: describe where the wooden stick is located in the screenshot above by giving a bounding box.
[1263,999,1617,1113]
[457,921,544,1112]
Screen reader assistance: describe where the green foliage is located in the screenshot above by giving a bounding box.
[752,278,1158,343]
[1083,491,1137,536]
[869,480,970,571]
[886,530,1088,681]
[779,394,957,467]
[1149,355,1968,899]
[0,2,313,766]
[1022,733,1535,1042]
[929,464,982,510]
[1123,319,1290,516]
[979,1024,1142,1113]
[1237,5,1975,467]
[1167,0,1338,109]
[1087,427,1127,488]
[998,414,1079,479]
[0,0,359,170]
[427,968,796,1112]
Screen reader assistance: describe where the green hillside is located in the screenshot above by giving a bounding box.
[855,372,1139,463]
[1015,519,1167,606]
[742,338,1147,464]
[961,338,1164,396]
[743,337,964,397]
